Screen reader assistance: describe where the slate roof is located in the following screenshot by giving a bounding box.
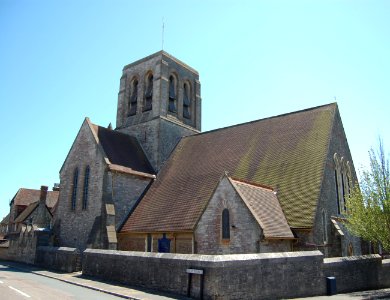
[11,189,59,209]
[121,103,336,232]
[229,178,294,239]
[90,123,155,175]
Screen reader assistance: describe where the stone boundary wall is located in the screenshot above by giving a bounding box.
[36,246,81,272]
[82,249,390,300]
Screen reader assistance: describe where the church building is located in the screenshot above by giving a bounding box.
[54,51,361,257]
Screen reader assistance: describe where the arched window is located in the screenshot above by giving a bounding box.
[222,208,230,239]
[143,73,153,111]
[82,166,90,210]
[71,167,79,211]
[183,82,191,119]
[322,209,327,243]
[334,153,342,214]
[128,79,138,116]
[168,75,177,113]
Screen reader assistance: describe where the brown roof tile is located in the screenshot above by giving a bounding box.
[121,103,336,232]
[12,189,59,209]
[229,178,294,239]
[90,124,155,175]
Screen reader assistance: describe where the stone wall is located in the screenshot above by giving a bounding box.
[36,246,81,272]
[82,249,390,299]
[55,119,106,250]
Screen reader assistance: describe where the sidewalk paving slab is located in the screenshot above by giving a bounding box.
[0,260,189,300]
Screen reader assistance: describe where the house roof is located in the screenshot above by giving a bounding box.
[229,178,294,239]
[14,202,40,223]
[121,103,336,232]
[1,214,9,225]
[89,122,155,176]
[11,188,59,209]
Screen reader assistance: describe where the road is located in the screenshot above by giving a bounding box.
[0,263,123,300]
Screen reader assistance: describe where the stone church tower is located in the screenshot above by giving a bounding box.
[116,51,201,172]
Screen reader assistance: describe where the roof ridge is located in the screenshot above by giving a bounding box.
[182,102,337,140]
[229,177,274,191]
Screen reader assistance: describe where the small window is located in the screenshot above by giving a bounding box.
[322,210,327,243]
[222,208,230,239]
[82,166,90,210]
[128,79,138,116]
[71,168,79,210]
[334,170,340,214]
[183,82,191,119]
[143,73,153,111]
[168,75,177,113]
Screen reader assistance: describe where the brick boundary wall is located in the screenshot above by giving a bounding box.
[36,246,81,272]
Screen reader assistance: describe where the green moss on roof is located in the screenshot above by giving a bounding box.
[122,103,336,232]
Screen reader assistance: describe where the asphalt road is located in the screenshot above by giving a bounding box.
[0,263,123,300]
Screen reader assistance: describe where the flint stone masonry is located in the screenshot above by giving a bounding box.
[82,249,390,299]
[36,246,81,272]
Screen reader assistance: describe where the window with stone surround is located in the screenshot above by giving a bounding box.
[222,208,230,239]
[183,81,191,119]
[168,75,177,113]
[71,167,79,211]
[128,78,138,116]
[334,153,352,214]
[143,73,153,112]
[82,165,90,210]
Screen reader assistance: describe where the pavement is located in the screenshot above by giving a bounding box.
[0,260,189,300]
[1,260,390,299]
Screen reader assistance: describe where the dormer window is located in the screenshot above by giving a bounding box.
[143,73,153,112]
[183,82,191,119]
[168,75,177,113]
[128,79,138,116]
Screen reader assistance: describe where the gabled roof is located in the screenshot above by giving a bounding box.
[11,188,59,209]
[121,103,337,232]
[61,118,155,178]
[229,178,294,239]
[89,123,155,176]
[1,214,9,225]
[14,201,41,223]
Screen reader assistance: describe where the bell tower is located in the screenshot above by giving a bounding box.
[116,51,201,171]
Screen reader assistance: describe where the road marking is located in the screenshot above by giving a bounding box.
[8,286,31,298]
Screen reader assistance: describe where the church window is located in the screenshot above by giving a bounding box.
[143,73,153,111]
[128,79,138,116]
[168,75,177,113]
[222,208,230,239]
[322,209,327,243]
[334,170,340,214]
[71,167,79,211]
[183,82,191,119]
[82,165,90,210]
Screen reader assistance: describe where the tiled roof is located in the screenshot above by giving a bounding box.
[11,189,59,209]
[229,178,294,239]
[121,103,336,232]
[14,202,39,223]
[90,123,155,175]
[1,214,9,225]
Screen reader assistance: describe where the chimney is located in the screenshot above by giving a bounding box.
[40,185,48,205]
[53,183,60,191]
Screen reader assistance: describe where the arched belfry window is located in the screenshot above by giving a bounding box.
[222,208,230,239]
[183,82,191,119]
[143,73,153,112]
[168,75,177,113]
[71,167,79,211]
[82,165,90,210]
[128,79,138,116]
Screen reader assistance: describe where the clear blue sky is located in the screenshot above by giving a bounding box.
[1,1,389,219]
